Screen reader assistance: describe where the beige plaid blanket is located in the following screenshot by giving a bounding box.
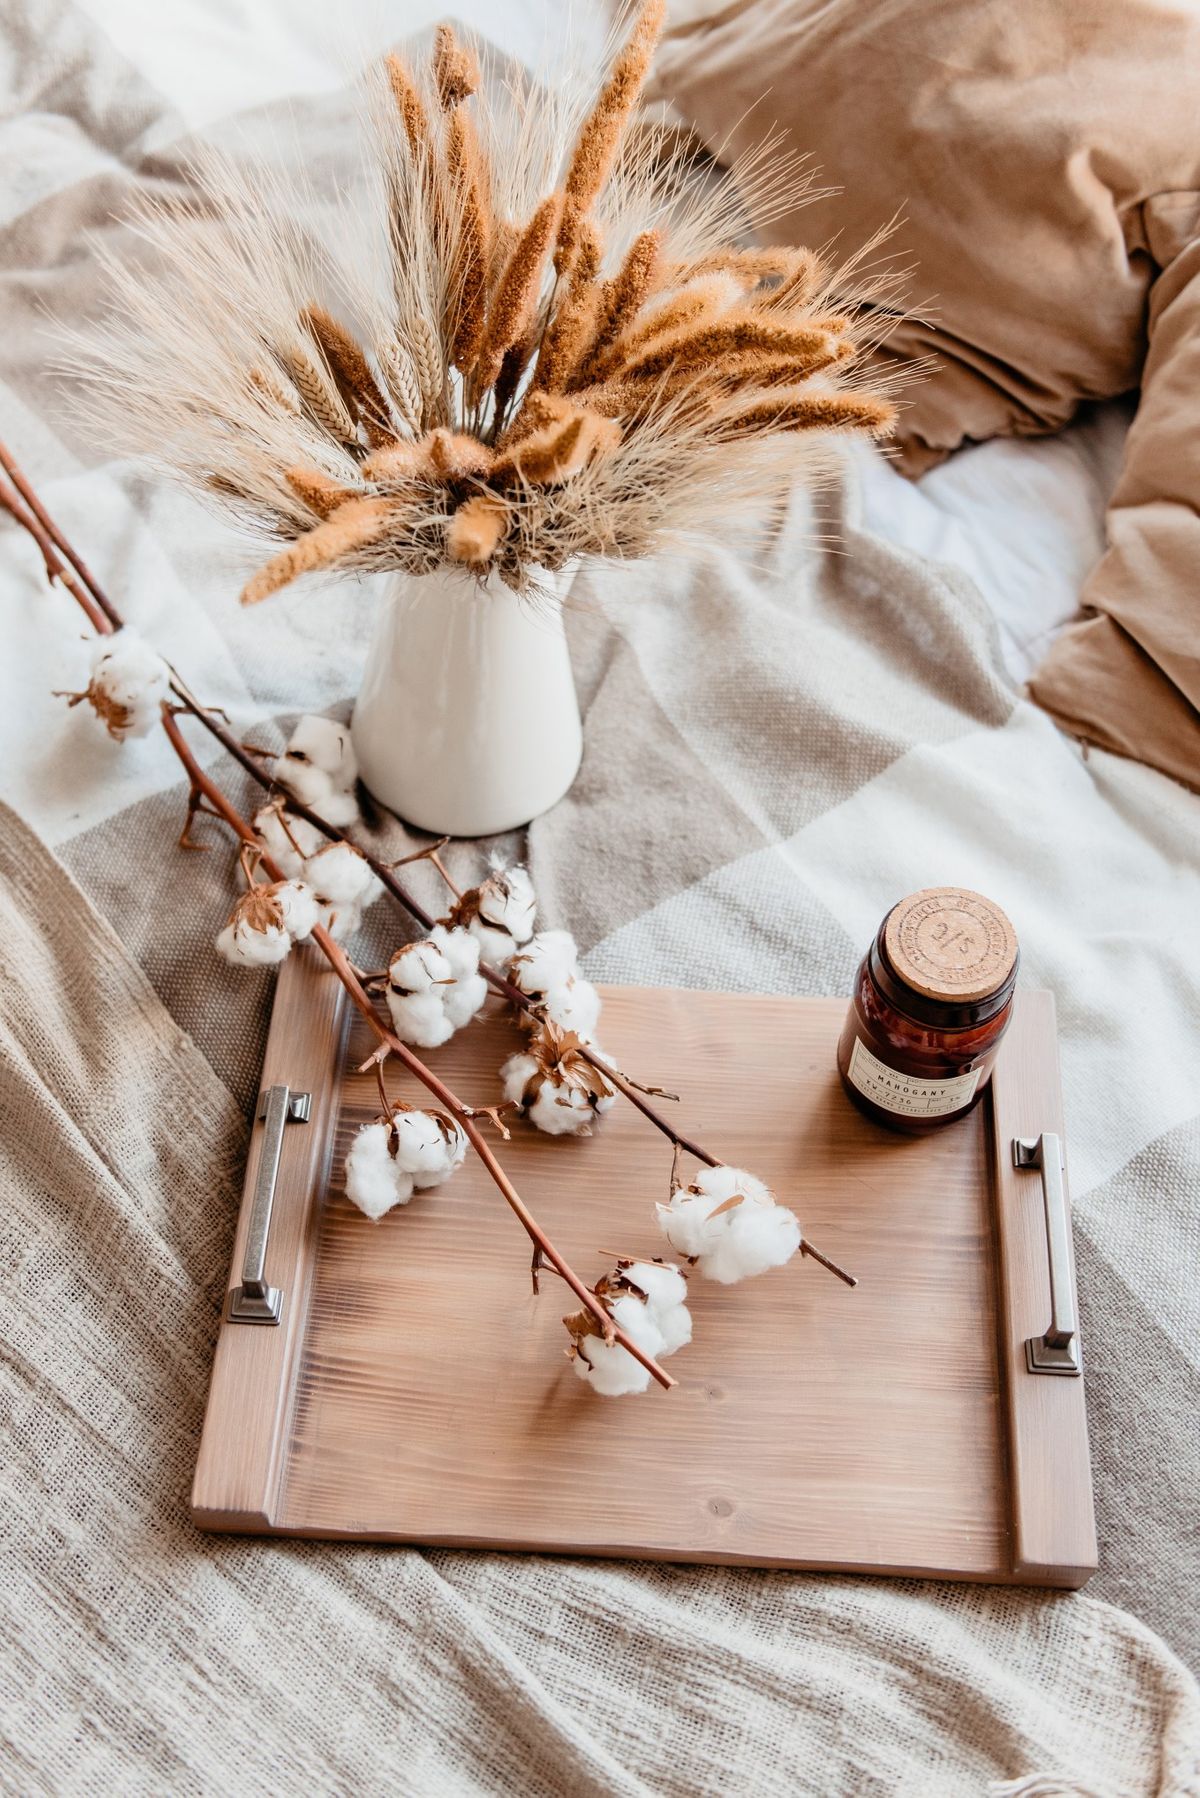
[2,1,1199,1792]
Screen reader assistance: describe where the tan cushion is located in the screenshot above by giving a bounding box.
[650,0,1200,789]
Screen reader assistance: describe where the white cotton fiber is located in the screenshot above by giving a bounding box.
[429,923,488,1030]
[540,974,601,1040]
[658,1164,800,1285]
[391,1109,467,1188]
[271,716,359,823]
[304,842,381,908]
[572,1295,666,1397]
[273,880,319,942]
[463,866,537,963]
[509,930,602,1040]
[510,928,578,994]
[215,917,288,967]
[253,805,325,879]
[345,1121,413,1220]
[623,1262,692,1356]
[286,714,358,785]
[386,941,456,1047]
[85,629,169,739]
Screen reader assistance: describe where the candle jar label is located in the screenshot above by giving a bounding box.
[846,1037,982,1120]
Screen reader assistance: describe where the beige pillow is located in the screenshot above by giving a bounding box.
[650,0,1200,791]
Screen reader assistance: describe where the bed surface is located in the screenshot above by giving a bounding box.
[2,2,1197,1791]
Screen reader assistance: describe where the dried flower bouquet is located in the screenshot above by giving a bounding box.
[3,441,856,1399]
[72,2,901,606]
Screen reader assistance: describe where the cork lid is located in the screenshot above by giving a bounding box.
[883,887,1017,1004]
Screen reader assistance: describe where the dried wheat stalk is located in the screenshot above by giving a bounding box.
[69,0,910,603]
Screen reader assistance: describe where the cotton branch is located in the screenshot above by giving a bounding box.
[156,708,674,1389]
[1,437,853,1289]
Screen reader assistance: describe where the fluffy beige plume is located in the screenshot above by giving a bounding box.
[385,53,432,160]
[663,246,802,286]
[554,0,666,275]
[446,492,510,564]
[433,24,480,110]
[534,279,601,393]
[241,498,394,605]
[605,273,743,372]
[361,441,424,482]
[426,429,494,481]
[277,342,357,444]
[623,314,841,382]
[474,194,562,392]
[713,390,896,438]
[533,222,605,395]
[446,108,491,373]
[758,248,828,310]
[491,339,531,424]
[579,229,661,381]
[284,466,360,518]
[301,305,395,448]
[494,405,620,484]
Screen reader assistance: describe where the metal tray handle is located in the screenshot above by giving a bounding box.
[1013,1132,1081,1376]
[229,1084,310,1324]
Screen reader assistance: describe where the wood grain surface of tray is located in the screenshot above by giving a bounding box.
[192,957,1097,1588]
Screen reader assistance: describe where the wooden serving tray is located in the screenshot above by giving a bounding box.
[193,957,1097,1587]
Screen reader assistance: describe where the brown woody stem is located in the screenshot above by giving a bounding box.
[157,707,672,1388]
[4,437,853,1293]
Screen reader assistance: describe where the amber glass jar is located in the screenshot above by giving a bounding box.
[837,887,1018,1134]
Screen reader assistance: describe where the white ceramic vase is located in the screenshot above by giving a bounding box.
[351,562,583,837]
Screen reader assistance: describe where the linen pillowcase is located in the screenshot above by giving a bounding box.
[649,0,1200,791]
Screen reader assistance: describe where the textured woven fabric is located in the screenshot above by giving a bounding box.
[2,0,1200,1790]
[2,801,1199,1797]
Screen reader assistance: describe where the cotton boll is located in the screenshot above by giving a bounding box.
[623,1261,692,1356]
[386,940,456,1048]
[570,1295,666,1397]
[443,970,488,1030]
[653,1189,717,1260]
[305,842,380,939]
[386,987,453,1047]
[252,805,325,879]
[657,1165,801,1285]
[280,714,358,787]
[510,928,578,995]
[270,753,334,809]
[623,1260,688,1314]
[429,922,481,982]
[319,898,365,943]
[304,842,379,908]
[306,785,361,829]
[82,629,170,739]
[500,1023,617,1137]
[345,1121,413,1220]
[699,1202,801,1285]
[652,1294,693,1356]
[540,974,602,1040]
[691,1164,772,1208]
[215,916,290,967]
[509,930,602,1040]
[270,716,360,823]
[501,1051,539,1108]
[214,882,308,968]
[456,866,537,963]
[390,1109,467,1189]
[477,865,536,943]
[273,880,320,942]
[429,923,488,1030]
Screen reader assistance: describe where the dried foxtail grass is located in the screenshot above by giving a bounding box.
[68,0,913,604]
